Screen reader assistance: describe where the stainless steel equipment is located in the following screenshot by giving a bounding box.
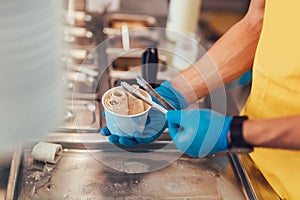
[105,49,173,88]
[5,138,276,200]
[63,10,95,27]
[103,13,157,37]
[120,81,168,114]
[136,75,176,110]
[55,100,101,133]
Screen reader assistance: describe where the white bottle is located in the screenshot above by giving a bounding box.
[172,33,200,71]
[166,0,202,41]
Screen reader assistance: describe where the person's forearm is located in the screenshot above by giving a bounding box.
[171,0,265,103]
[243,115,300,149]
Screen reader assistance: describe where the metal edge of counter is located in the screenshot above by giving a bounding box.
[6,145,23,200]
[229,153,257,200]
[238,154,281,200]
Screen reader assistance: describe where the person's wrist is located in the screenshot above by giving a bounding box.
[154,81,188,109]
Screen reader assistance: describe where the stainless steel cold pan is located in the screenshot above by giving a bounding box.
[5,137,278,200]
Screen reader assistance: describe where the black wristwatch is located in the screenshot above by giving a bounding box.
[228,116,253,153]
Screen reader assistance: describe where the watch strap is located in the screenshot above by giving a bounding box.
[229,116,253,151]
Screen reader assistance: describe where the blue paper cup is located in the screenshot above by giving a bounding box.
[101,86,151,137]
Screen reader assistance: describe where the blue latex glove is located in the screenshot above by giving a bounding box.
[101,107,166,146]
[227,69,252,88]
[166,109,232,158]
[153,81,188,110]
[101,81,188,146]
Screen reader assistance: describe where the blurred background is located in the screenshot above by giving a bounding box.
[0,1,260,199]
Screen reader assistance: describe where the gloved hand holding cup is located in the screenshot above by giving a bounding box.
[101,85,152,142]
[101,81,188,146]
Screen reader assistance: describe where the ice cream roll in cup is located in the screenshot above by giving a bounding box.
[102,86,151,137]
